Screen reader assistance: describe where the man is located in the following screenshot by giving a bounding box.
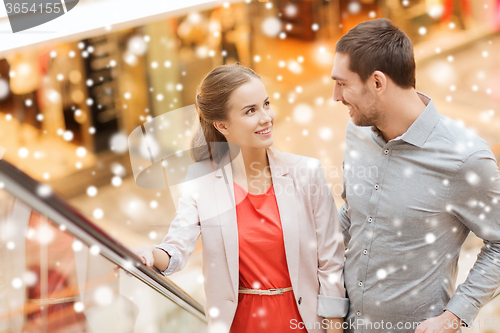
[332,18,500,333]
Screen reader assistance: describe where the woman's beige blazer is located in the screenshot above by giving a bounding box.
[156,149,348,332]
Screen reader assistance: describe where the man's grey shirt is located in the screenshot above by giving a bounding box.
[339,93,500,332]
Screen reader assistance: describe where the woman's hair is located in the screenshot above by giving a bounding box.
[190,64,261,162]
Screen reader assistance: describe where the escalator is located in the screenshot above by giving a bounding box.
[0,159,207,332]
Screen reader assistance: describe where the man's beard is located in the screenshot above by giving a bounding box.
[352,87,380,127]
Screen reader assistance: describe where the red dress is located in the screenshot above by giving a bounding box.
[229,182,307,332]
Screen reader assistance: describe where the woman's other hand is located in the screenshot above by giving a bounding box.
[325,318,343,333]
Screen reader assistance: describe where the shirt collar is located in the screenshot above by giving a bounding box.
[371,92,440,148]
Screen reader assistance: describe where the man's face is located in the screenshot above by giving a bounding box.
[331,53,381,127]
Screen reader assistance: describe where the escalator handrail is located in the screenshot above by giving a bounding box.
[0,159,206,322]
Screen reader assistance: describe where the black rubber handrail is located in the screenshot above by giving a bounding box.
[0,159,206,322]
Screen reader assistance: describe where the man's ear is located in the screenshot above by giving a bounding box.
[214,121,229,136]
[372,71,387,94]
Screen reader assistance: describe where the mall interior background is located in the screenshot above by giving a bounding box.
[1,0,500,332]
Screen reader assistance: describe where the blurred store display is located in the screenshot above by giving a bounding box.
[1,1,500,330]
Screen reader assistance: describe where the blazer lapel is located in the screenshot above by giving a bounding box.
[268,151,300,293]
[213,155,239,299]
[212,150,300,299]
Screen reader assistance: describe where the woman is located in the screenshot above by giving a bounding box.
[133,65,348,332]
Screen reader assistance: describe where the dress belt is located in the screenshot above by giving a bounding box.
[238,286,293,296]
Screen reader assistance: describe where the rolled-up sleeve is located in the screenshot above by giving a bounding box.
[445,149,500,326]
[153,244,182,276]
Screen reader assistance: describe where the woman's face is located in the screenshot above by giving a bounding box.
[216,77,275,151]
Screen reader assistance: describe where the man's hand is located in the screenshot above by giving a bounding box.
[415,311,461,333]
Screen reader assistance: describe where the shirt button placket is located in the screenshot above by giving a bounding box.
[357,146,390,327]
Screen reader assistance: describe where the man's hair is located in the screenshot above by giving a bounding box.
[335,18,416,89]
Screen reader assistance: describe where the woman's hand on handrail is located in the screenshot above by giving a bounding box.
[131,245,156,268]
[130,245,171,272]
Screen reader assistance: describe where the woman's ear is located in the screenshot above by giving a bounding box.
[214,121,229,136]
[372,70,387,95]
